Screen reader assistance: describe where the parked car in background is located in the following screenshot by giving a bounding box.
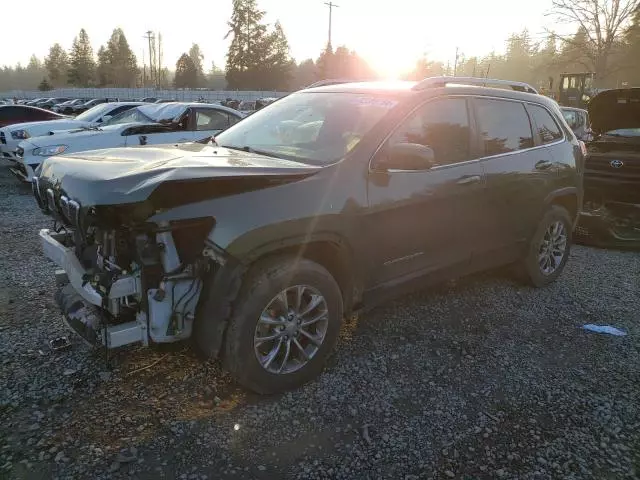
[38,98,72,110]
[72,98,120,115]
[1,102,143,164]
[32,77,582,394]
[575,87,640,247]
[238,100,257,114]
[141,97,158,103]
[155,99,178,103]
[14,102,244,181]
[54,99,87,114]
[561,106,592,142]
[0,105,64,128]
[25,98,46,106]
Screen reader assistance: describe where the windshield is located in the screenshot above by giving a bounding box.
[561,109,583,129]
[605,128,640,137]
[102,107,154,126]
[75,103,114,122]
[215,92,399,165]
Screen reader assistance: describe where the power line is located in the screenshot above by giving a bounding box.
[324,2,339,49]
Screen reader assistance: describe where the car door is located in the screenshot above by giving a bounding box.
[473,97,557,263]
[365,96,485,287]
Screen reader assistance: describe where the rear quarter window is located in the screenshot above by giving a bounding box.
[527,104,563,144]
[474,98,534,156]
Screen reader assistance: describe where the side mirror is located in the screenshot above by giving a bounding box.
[376,142,436,171]
[101,115,112,122]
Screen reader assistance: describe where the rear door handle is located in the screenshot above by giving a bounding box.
[457,175,481,185]
[535,160,553,170]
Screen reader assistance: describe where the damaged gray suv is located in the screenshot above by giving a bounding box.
[33,77,583,393]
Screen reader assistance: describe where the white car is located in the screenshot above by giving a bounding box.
[13,102,245,181]
[1,102,143,164]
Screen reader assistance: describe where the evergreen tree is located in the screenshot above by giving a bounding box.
[188,43,205,87]
[263,21,294,90]
[225,0,271,89]
[38,78,52,91]
[623,8,640,84]
[291,58,318,90]
[44,43,69,87]
[67,29,96,87]
[174,53,198,88]
[96,28,138,87]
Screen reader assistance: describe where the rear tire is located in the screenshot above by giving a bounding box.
[222,256,343,394]
[520,205,572,287]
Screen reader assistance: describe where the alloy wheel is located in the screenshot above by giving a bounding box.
[254,285,329,374]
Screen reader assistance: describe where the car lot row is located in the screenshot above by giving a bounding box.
[0,101,248,181]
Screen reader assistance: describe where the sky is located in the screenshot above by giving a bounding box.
[0,0,559,77]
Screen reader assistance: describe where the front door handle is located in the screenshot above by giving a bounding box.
[535,160,553,170]
[457,175,481,185]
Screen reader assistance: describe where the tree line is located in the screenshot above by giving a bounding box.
[0,0,638,93]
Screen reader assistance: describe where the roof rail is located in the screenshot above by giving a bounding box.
[305,79,359,89]
[413,76,539,94]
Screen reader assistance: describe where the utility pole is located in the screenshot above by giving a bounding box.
[453,47,459,76]
[157,32,163,88]
[142,48,146,86]
[144,30,155,87]
[324,2,339,49]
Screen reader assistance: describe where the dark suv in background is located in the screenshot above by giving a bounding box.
[33,77,583,393]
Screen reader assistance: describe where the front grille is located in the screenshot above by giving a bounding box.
[0,132,6,144]
[59,195,80,226]
[585,155,640,180]
[33,179,81,224]
[32,177,46,211]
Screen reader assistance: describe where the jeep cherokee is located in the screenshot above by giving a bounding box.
[32,77,583,393]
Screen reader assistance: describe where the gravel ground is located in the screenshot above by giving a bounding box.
[1,159,639,480]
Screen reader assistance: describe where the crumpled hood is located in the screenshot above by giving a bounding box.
[37,143,321,206]
[588,88,640,134]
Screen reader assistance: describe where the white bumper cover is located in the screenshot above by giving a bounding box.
[39,229,141,306]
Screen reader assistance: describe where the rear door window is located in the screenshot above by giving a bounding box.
[474,98,534,156]
[527,104,563,144]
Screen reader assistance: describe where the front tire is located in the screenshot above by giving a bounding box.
[223,256,343,394]
[521,205,573,287]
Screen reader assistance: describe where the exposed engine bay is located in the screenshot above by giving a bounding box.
[37,189,218,351]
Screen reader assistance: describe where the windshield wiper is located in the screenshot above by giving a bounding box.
[80,125,103,132]
[220,145,280,158]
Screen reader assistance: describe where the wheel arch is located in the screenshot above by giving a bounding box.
[194,234,359,361]
[240,234,360,315]
[545,187,580,225]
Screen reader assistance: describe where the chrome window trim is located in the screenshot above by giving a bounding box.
[368,94,568,174]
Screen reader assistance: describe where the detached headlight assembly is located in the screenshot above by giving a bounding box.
[10,129,30,140]
[32,145,68,157]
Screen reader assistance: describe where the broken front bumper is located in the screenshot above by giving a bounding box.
[39,229,148,348]
[576,206,640,248]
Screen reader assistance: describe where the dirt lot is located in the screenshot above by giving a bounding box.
[0,160,639,480]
